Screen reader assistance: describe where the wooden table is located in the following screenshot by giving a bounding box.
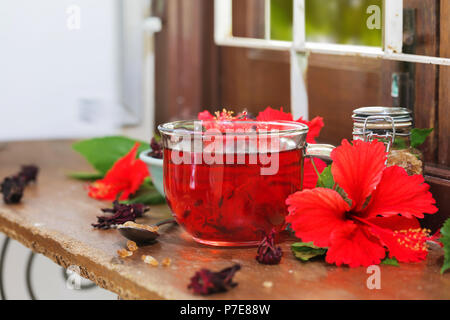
[0,141,449,300]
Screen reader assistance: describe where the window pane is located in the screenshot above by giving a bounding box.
[271,0,382,45]
[305,0,383,47]
[270,0,293,41]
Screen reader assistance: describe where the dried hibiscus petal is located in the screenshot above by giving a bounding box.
[18,165,39,185]
[0,176,25,204]
[256,229,283,265]
[188,264,241,295]
[1,164,39,204]
[92,201,149,229]
[148,137,163,159]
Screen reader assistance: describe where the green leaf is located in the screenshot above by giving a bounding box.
[291,242,327,262]
[120,179,165,205]
[122,191,165,205]
[315,165,334,189]
[67,171,105,181]
[314,163,352,206]
[393,137,407,150]
[72,136,149,175]
[440,218,450,274]
[381,257,399,266]
[411,128,434,148]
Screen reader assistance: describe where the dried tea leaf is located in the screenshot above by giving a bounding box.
[92,201,149,229]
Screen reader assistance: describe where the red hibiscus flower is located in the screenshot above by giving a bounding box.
[88,143,149,201]
[286,139,438,267]
[256,107,324,144]
[198,110,215,121]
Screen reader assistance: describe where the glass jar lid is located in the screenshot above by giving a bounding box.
[352,106,413,130]
[352,107,413,152]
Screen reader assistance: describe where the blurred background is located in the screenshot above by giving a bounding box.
[0,0,449,299]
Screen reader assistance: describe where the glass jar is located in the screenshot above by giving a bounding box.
[352,107,423,175]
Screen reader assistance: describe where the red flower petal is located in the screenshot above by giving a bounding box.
[256,108,325,144]
[366,216,430,263]
[88,181,125,200]
[198,111,215,121]
[256,107,294,122]
[88,143,149,201]
[367,215,421,231]
[303,158,327,189]
[326,222,386,267]
[286,188,350,247]
[362,166,437,219]
[331,139,386,211]
[296,116,324,143]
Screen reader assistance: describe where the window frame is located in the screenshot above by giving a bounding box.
[214,0,450,66]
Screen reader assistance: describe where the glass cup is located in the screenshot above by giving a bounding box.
[159,120,333,247]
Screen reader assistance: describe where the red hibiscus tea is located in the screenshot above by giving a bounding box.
[163,147,303,246]
[158,120,325,247]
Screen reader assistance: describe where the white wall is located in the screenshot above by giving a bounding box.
[0,0,122,141]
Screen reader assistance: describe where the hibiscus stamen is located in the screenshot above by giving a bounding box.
[214,109,235,121]
[355,216,432,254]
[393,228,432,252]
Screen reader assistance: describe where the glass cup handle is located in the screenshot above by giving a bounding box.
[305,144,335,161]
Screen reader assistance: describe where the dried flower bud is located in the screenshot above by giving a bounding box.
[1,164,39,204]
[18,165,39,185]
[149,137,163,159]
[188,264,241,295]
[0,176,25,204]
[92,201,150,229]
[117,248,133,258]
[127,240,138,252]
[142,255,159,266]
[256,229,282,265]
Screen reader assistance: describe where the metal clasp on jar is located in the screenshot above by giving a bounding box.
[362,116,396,152]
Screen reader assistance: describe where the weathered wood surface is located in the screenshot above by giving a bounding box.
[0,141,449,300]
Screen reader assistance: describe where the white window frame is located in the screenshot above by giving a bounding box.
[120,0,161,129]
[214,0,450,118]
[215,0,450,65]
